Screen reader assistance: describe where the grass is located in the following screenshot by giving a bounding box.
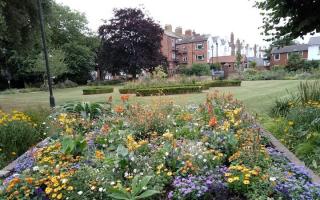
[0,80,301,116]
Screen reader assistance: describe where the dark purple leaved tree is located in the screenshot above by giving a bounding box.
[98,8,166,79]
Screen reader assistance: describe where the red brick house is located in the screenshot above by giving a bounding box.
[270,44,309,66]
[160,25,183,72]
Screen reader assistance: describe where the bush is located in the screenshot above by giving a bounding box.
[203,80,241,88]
[83,87,114,95]
[179,63,211,76]
[136,86,203,96]
[0,111,44,168]
[297,81,320,104]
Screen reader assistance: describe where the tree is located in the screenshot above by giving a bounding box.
[32,48,68,84]
[286,53,304,71]
[98,8,165,78]
[255,0,320,42]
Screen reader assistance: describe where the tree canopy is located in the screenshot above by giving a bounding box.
[0,0,98,88]
[98,8,165,78]
[255,0,320,42]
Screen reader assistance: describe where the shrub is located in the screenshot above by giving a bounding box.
[83,87,114,95]
[180,63,211,76]
[297,81,320,104]
[203,80,241,88]
[0,111,43,168]
[136,86,203,96]
[61,102,104,120]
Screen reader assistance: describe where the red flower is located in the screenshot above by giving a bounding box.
[121,95,130,102]
[209,117,217,127]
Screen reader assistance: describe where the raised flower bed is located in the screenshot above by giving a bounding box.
[1,92,320,200]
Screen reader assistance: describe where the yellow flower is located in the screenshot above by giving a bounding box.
[52,193,57,198]
[95,150,104,160]
[227,178,234,183]
[233,176,240,181]
[245,174,251,178]
[67,186,74,191]
[45,187,53,194]
[224,173,232,177]
[167,172,172,176]
[57,193,63,199]
[288,121,294,126]
[243,180,250,185]
[163,132,174,140]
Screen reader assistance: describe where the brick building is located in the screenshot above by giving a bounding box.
[270,44,309,66]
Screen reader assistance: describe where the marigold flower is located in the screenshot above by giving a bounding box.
[45,187,53,194]
[209,116,217,127]
[114,105,124,113]
[227,178,234,183]
[95,150,104,160]
[120,95,130,102]
[243,180,250,185]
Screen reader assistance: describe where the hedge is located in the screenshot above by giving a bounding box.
[136,86,203,96]
[203,80,241,88]
[119,84,208,94]
[83,87,114,95]
[87,80,124,86]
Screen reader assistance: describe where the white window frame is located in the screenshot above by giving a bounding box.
[182,56,188,61]
[171,39,175,47]
[274,53,280,60]
[196,43,204,50]
[196,54,205,61]
[172,52,175,59]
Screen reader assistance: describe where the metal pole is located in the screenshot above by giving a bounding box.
[37,0,55,107]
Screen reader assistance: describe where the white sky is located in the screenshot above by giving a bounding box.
[55,0,268,46]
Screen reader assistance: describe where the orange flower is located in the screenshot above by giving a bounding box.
[209,117,218,127]
[114,105,124,113]
[95,150,104,160]
[25,177,34,184]
[120,95,130,102]
[101,123,109,133]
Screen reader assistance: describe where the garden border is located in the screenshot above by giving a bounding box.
[254,120,320,184]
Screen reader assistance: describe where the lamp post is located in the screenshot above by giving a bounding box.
[37,0,55,107]
[211,44,214,65]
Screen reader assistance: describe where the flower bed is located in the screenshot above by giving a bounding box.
[83,87,114,95]
[135,86,203,96]
[1,92,320,200]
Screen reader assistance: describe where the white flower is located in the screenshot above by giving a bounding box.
[165,152,169,156]
[142,186,147,190]
[133,169,137,173]
[91,186,96,190]
[61,178,68,184]
[269,177,277,181]
[78,191,83,195]
[110,181,115,185]
[99,188,103,192]
[203,159,207,162]
[33,166,39,171]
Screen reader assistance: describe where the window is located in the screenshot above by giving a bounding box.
[274,53,280,60]
[171,39,175,48]
[172,53,175,59]
[318,46,320,55]
[182,57,188,61]
[196,43,204,50]
[196,54,204,61]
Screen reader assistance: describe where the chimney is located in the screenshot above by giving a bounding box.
[175,26,182,36]
[185,29,192,37]
[165,24,172,32]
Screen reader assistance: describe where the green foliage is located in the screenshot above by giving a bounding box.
[152,66,167,79]
[108,176,160,200]
[203,80,241,88]
[136,86,203,96]
[87,79,125,86]
[254,0,320,42]
[297,81,320,104]
[286,53,305,72]
[32,48,68,80]
[62,102,104,120]
[61,136,87,156]
[269,97,293,117]
[0,120,42,168]
[180,63,211,76]
[249,61,257,68]
[83,87,114,95]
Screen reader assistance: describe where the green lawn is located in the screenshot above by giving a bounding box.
[0,80,301,116]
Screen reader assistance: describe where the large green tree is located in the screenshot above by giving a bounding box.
[255,0,320,42]
[98,8,165,78]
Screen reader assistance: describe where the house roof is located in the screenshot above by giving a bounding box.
[271,44,309,54]
[247,57,264,66]
[209,55,245,63]
[164,30,182,39]
[308,36,320,45]
[176,35,209,44]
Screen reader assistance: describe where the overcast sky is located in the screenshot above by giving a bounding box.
[56,0,268,46]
